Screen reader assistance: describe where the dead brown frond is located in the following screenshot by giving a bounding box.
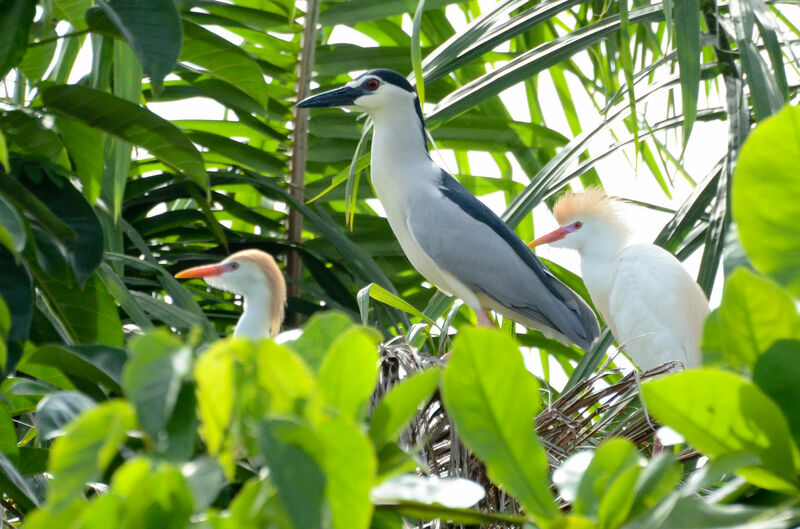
[372,338,699,524]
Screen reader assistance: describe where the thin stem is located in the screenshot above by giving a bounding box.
[287,0,321,325]
[28,29,90,47]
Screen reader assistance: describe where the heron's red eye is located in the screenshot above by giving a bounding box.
[366,79,380,91]
[574,222,583,229]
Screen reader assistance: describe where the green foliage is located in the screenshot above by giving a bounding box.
[1,0,800,527]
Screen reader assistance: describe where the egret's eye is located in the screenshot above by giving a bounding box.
[365,79,380,91]
[230,262,239,270]
[574,221,583,229]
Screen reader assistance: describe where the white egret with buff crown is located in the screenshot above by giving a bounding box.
[530,189,709,369]
[175,249,286,339]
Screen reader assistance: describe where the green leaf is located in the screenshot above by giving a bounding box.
[18,164,104,284]
[376,502,528,526]
[369,367,440,448]
[259,419,326,529]
[358,283,435,326]
[29,344,128,393]
[0,247,33,375]
[41,84,207,188]
[573,439,642,528]
[123,330,192,446]
[0,192,26,254]
[0,128,8,172]
[19,25,57,81]
[717,268,800,369]
[674,0,700,143]
[642,369,800,493]
[48,400,136,510]
[753,340,800,445]
[411,0,426,106]
[0,452,40,511]
[109,457,194,529]
[181,457,226,513]
[181,21,268,108]
[56,116,104,204]
[289,311,354,372]
[628,453,680,520]
[318,327,380,420]
[319,416,376,529]
[54,0,91,28]
[733,105,800,297]
[0,400,17,459]
[35,391,96,441]
[0,0,36,78]
[95,0,182,94]
[440,328,558,522]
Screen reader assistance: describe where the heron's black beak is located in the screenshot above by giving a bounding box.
[295,85,363,108]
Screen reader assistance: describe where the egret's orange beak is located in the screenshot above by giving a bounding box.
[529,226,575,248]
[175,263,228,279]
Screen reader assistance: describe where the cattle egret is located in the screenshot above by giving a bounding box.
[530,189,709,369]
[297,69,599,349]
[175,249,286,339]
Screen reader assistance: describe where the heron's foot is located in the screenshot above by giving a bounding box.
[476,309,494,327]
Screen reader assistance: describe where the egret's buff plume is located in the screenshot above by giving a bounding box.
[228,249,286,337]
[553,188,628,236]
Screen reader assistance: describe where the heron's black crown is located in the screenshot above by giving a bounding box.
[359,69,415,93]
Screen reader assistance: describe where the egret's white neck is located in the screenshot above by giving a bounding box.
[233,284,273,339]
[369,102,430,174]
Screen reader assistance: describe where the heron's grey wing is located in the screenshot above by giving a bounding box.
[407,172,600,349]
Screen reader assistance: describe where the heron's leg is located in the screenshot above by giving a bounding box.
[476,309,494,327]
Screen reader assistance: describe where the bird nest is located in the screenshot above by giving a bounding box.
[372,338,697,521]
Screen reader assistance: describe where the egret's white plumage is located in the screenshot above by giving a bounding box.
[175,249,286,339]
[297,69,600,349]
[531,190,709,369]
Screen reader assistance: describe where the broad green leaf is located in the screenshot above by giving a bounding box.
[48,400,136,510]
[289,311,354,371]
[110,457,194,529]
[628,453,681,520]
[18,159,104,284]
[369,367,440,448]
[29,344,127,393]
[733,105,800,297]
[19,25,57,81]
[164,382,197,462]
[674,0,700,143]
[123,330,192,446]
[0,0,36,78]
[0,400,17,459]
[318,326,380,420]
[0,247,33,375]
[0,452,40,511]
[376,501,528,526]
[193,339,236,476]
[181,21,268,107]
[0,192,26,254]
[319,416,376,529]
[441,328,558,522]
[56,116,104,204]
[0,110,65,162]
[181,457,226,513]
[41,84,207,188]
[717,268,800,369]
[259,419,326,529]
[572,439,642,527]
[95,0,182,94]
[35,391,95,440]
[54,0,91,29]
[753,340,800,445]
[642,369,800,493]
[319,0,458,25]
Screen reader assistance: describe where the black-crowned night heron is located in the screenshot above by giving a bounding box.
[175,249,286,339]
[530,189,708,369]
[297,69,600,350]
